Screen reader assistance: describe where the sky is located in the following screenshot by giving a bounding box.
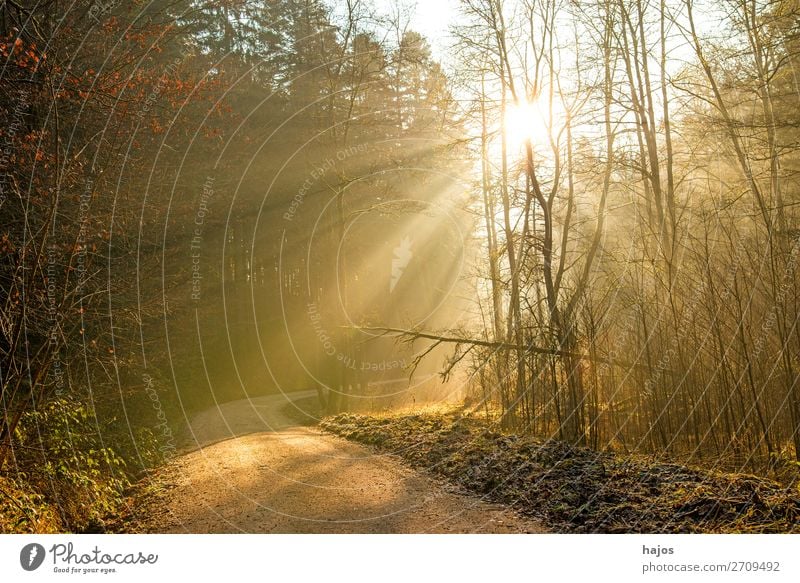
[371,0,462,61]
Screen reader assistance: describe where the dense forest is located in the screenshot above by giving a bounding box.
[0,0,465,530]
[1,0,799,533]
[453,0,800,472]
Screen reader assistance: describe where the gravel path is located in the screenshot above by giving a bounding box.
[123,392,544,533]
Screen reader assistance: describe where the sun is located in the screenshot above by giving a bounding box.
[503,98,561,150]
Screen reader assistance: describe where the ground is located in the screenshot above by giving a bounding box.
[119,391,543,533]
[322,410,800,533]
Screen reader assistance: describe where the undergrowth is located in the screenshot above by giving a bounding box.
[1,397,166,533]
[322,411,800,533]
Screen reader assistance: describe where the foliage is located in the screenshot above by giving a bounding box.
[0,476,61,534]
[0,0,461,530]
[10,398,131,532]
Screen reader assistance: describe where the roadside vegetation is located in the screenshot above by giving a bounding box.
[0,0,453,532]
[1,397,169,533]
[322,409,800,533]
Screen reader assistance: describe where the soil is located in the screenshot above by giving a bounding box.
[118,392,544,533]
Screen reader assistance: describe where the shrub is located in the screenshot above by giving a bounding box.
[12,397,130,532]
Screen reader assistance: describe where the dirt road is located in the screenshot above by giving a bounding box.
[123,391,544,533]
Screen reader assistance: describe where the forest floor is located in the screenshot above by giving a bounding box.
[322,411,800,533]
[114,392,543,533]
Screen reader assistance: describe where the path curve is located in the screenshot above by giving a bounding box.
[124,391,544,533]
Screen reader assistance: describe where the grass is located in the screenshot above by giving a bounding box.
[321,410,800,533]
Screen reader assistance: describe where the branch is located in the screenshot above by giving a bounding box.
[350,326,659,372]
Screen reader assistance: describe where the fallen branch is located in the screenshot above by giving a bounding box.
[349,326,664,373]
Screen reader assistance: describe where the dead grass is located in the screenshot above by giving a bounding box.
[322,411,800,533]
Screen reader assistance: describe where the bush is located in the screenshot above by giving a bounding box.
[0,476,61,533]
[11,397,130,532]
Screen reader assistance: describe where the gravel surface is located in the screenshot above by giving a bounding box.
[120,392,543,533]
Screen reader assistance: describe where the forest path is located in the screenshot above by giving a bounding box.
[124,391,544,533]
